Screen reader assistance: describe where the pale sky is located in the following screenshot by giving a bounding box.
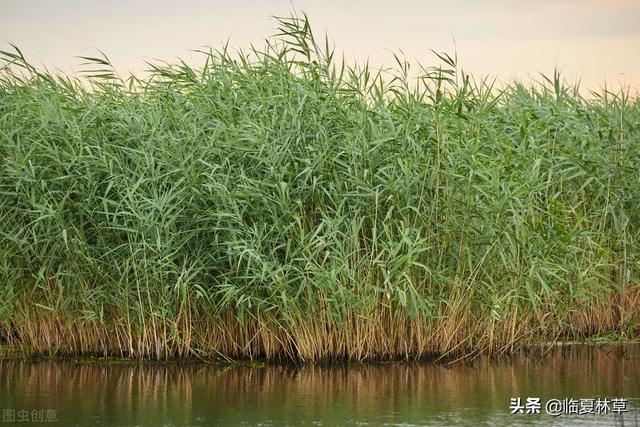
[1,0,639,91]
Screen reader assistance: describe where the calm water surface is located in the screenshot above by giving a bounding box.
[1,344,639,426]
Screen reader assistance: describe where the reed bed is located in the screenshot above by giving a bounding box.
[0,15,639,361]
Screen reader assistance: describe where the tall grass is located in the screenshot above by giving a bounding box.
[1,14,639,361]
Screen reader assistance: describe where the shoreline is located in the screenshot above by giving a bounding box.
[2,339,639,366]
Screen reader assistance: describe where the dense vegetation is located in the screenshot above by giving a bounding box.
[1,16,639,361]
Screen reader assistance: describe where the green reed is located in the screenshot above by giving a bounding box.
[0,14,638,361]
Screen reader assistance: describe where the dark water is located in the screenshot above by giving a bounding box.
[1,345,639,426]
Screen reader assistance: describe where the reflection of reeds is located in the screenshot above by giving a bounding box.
[1,14,639,361]
[1,345,639,423]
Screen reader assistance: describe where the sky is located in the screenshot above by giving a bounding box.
[1,0,639,92]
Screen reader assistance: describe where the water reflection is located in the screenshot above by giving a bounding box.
[1,345,639,426]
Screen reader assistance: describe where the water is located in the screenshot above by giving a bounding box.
[1,344,639,426]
